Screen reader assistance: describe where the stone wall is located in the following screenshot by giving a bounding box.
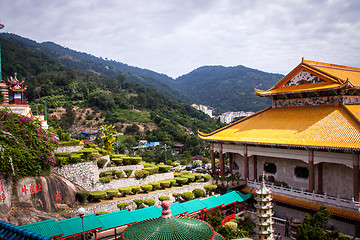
[55,145,84,153]
[76,182,209,214]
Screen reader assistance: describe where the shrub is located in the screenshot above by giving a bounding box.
[158,165,171,173]
[143,166,159,175]
[114,170,123,178]
[174,172,183,177]
[149,182,160,191]
[158,180,171,188]
[182,174,195,182]
[193,173,202,180]
[134,170,149,179]
[204,184,218,195]
[117,202,129,210]
[172,193,181,201]
[81,148,95,161]
[225,221,238,230]
[99,171,113,177]
[97,159,107,168]
[130,157,142,165]
[105,189,119,198]
[203,174,211,182]
[169,179,176,187]
[90,153,102,161]
[192,188,205,198]
[140,184,153,193]
[174,177,188,186]
[55,152,71,158]
[122,156,132,165]
[56,157,69,167]
[130,186,141,194]
[89,191,107,202]
[111,154,127,159]
[75,190,89,204]
[181,192,194,201]
[118,187,132,196]
[159,196,170,201]
[111,158,123,166]
[166,160,173,165]
[99,176,112,183]
[124,169,133,178]
[133,199,144,208]
[69,153,82,164]
[143,199,156,207]
[96,211,107,216]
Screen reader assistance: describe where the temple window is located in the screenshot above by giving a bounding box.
[294,166,309,179]
[264,162,277,174]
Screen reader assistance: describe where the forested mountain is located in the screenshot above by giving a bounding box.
[174,65,283,114]
[1,33,283,114]
[1,37,224,155]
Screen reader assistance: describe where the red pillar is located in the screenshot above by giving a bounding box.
[211,142,215,175]
[219,143,225,176]
[353,152,360,201]
[244,145,249,180]
[317,162,323,194]
[308,149,315,193]
[253,155,257,180]
[229,153,233,175]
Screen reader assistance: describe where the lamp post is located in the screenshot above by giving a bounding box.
[78,207,86,240]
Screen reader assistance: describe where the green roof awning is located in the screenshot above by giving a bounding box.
[181,198,207,214]
[57,214,102,239]
[97,210,137,231]
[201,195,222,210]
[168,202,188,216]
[131,206,162,222]
[21,219,63,239]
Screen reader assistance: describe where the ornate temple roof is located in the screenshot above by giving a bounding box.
[255,59,360,96]
[122,201,225,240]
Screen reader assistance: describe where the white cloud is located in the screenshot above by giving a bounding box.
[1,0,359,78]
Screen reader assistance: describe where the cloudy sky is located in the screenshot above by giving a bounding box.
[1,0,360,78]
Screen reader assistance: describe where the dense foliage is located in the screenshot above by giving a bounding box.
[0,109,58,177]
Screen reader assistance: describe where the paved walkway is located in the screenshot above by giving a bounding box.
[273,223,292,240]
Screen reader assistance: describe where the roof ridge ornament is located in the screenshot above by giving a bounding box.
[160,200,173,218]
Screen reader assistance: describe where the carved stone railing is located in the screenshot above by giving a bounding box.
[247,179,360,211]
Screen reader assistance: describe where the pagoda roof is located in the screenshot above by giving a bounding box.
[198,104,360,150]
[255,59,360,96]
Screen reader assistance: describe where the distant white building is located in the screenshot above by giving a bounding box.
[191,104,213,118]
[219,111,254,124]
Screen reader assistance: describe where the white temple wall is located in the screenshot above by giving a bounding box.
[322,162,353,199]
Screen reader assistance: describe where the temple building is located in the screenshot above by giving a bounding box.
[199,59,360,237]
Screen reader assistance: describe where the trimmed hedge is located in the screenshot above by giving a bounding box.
[169,179,176,187]
[158,180,171,189]
[124,169,133,178]
[134,170,149,179]
[193,173,202,180]
[89,191,107,201]
[111,154,127,159]
[172,192,181,201]
[204,184,218,195]
[97,159,107,168]
[158,165,171,173]
[99,171,113,177]
[140,184,153,193]
[182,174,195,182]
[118,187,132,196]
[96,211,108,216]
[75,190,89,204]
[99,176,112,183]
[203,174,211,182]
[114,170,123,178]
[174,177,188,186]
[149,182,160,190]
[117,202,129,210]
[105,189,119,198]
[192,188,205,198]
[111,158,123,166]
[130,186,141,194]
[143,199,156,206]
[159,196,170,201]
[133,199,144,208]
[143,166,159,175]
[181,192,195,201]
[69,153,82,164]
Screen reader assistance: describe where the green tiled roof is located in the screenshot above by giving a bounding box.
[181,198,207,214]
[21,219,63,239]
[57,214,102,238]
[97,210,137,231]
[214,232,226,240]
[0,220,49,240]
[131,206,162,222]
[201,195,222,210]
[217,191,244,207]
[168,202,188,216]
[122,216,215,240]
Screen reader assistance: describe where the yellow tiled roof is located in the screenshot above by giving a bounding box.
[256,59,360,96]
[198,104,360,150]
[241,187,360,221]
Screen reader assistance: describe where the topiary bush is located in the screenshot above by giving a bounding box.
[130,156,142,165]
[81,148,95,161]
[174,177,188,186]
[99,176,113,183]
[140,184,153,193]
[224,221,238,230]
[96,211,108,216]
[149,182,160,191]
[118,187,132,196]
[158,165,171,173]
[130,186,141,195]
[143,166,159,175]
[181,192,194,201]
[159,196,170,201]
[89,191,107,202]
[203,174,211,182]
[192,188,205,198]
[105,189,119,198]
[111,158,123,166]
[143,199,156,207]
[158,180,171,189]
[97,158,107,168]
[122,156,132,165]
[99,171,113,177]
[75,190,89,204]
[169,179,176,187]
[133,199,144,209]
[182,174,195,182]
[204,184,218,196]
[134,170,149,179]
[172,193,181,201]
[117,202,129,210]
[193,173,202,181]
[114,170,123,178]
[123,169,133,178]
